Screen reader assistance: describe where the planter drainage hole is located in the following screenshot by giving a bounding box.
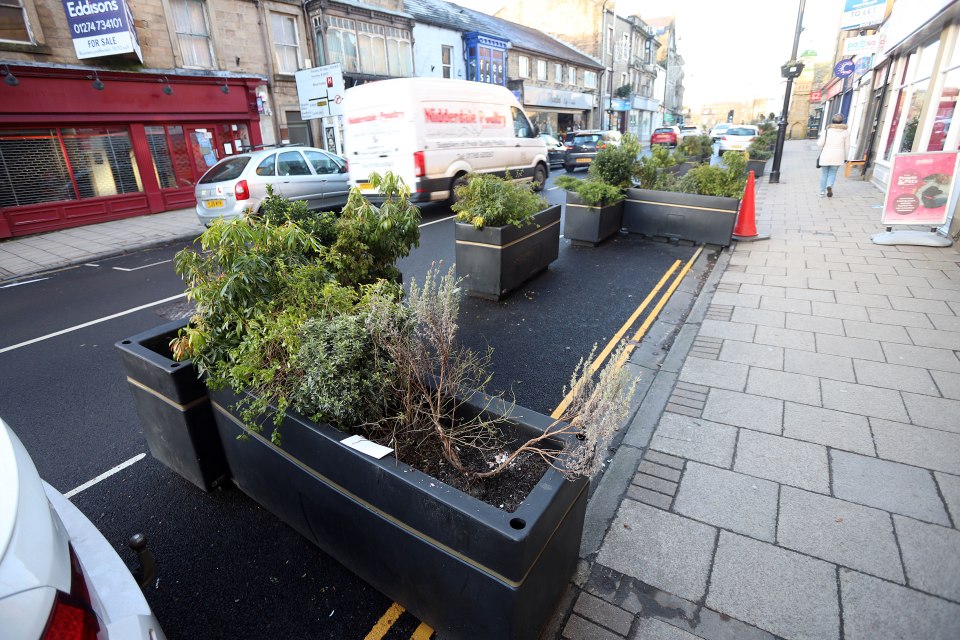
[121,340,131,344]
[510,518,526,530]
[169,363,180,368]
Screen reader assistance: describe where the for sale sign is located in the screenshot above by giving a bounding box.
[881,151,960,226]
[61,0,142,61]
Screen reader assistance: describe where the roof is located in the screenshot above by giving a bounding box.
[403,0,602,69]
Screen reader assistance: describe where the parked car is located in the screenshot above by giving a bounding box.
[562,130,618,172]
[194,145,349,226]
[709,123,731,141]
[650,126,681,148]
[679,125,703,140]
[540,133,566,168]
[718,125,760,155]
[0,417,167,640]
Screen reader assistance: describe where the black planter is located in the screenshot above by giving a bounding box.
[115,319,228,491]
[623,188,740,247]
[563,192,624,247]
[209,387,588,640]
[454,205,561,300]
[746,159,769,177]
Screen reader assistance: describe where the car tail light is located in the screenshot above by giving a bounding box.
[43,547,100,640]
[413,151,426,178]
[235,180,250,201]
[721,136,728,141]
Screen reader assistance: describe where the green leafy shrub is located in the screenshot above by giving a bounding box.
[555,175,624,206]
[747,136,773,161]
[589,133,642,188]
[452,172,548,230]
[635,145,683,191]
[680,134,712,161]
[678,151,747,198]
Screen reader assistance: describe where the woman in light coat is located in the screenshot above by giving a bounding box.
[817,113,851,198]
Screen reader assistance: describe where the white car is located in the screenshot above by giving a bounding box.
[718,125,760,155]
[679,125,703,140]
[709,123,731,141]
[0,418,167,640]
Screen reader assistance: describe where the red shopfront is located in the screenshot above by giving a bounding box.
[0,66,265,238]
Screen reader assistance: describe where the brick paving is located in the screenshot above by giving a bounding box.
[565,140,960,640]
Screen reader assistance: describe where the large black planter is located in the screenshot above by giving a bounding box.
[209,386,587,640]
[623,188,740,247]
[563,192,624,247]
[454,205,561,300]
[115,320,228,491]
[746,159,769,177]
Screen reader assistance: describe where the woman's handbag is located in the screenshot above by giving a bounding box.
[816,153,821,168]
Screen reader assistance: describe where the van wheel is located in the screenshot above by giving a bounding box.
[448,173,468,206]
[564,163,575,173]
[532,164,547,191]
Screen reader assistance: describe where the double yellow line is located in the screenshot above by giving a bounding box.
[365,246,704,639]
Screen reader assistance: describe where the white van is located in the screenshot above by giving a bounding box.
[343,78,549,203]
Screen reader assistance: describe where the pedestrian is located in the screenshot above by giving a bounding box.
[817,113,850,198]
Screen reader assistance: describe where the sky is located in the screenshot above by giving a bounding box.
[451,0,848,106]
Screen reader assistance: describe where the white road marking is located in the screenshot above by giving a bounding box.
[546,187,559,191]
[419,215,455,228]
[1,277,49,288]
[113,259,172,272]
[84,263,100,267]
[0,293,186,354]
[65,453,146,499]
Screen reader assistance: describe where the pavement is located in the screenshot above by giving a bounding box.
[2,141,959,640]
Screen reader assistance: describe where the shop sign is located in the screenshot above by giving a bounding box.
[296,64,345,120]
[834,59,856,78]
[840,0,888,31]
[632,95,659,111]
[810,90,823,102]
[524,86,594,110]
[881,151,959,226]
[854,55,873,78]
[61,0,142,61]
[842,34,881,56]
[825,79,844,101]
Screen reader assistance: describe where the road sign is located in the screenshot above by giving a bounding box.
[295,64,345,120]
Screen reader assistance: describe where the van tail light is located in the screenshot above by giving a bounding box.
[235,180,250,201]
[721,136,727,141]
[43,546,100,640]
[413,151,426,178]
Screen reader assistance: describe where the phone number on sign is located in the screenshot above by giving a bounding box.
[73,18,122,34]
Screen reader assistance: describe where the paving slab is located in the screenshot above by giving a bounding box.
[785,312,845,335]
[745,368,822,406]
[782,402,875,456]
[815,334,886,362]
[783,349,856,383]
[821,379,908,422]
[573,591,635,636]
[734,429,830,493]
[718,340,784,370]
[731,307,786,329]
[840,569,960,640]
[932,369,960,401]
[678,357,749,392]
[831,450,950,525]
[934,472,960,525]
[753,325,816,352]
[894,515,960,602]
[648,412,738,468]
[777,487,904,582]
[631,618,702,640]
[852,359,940,396]
[673,462,779,541]
[842,319,912,344]
[883,342,960,373]
[563,614,623,640]
[906,326,960,350]
[871,418,960,476]
[597,500,716,602]
[701,388,783,434]
[902,393,960,433]
[706,532,839,640]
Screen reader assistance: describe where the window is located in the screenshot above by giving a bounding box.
[385,26,412,76]
[441,45,453,78]
[536,59,547,81]
[584,70,597,89]
[272,14,300,74]
[644,39,652,64]
[519,55,529,78]
[170,0,214,68]
[305,150,342,174]
[145,125,210,189]
[607,26,614,55]
[928,42,960,151]
[511,107,534,138]
[357,22,388,75]
[327,17,359,72]
[256,155,277,176]
[568,67,576,85]
[554,63,563,83]
[277,151,311,176]
[0,0,30,42]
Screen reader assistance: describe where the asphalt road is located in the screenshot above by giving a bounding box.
[0,167,702,639]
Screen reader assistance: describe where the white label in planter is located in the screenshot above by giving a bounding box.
[340,435,394,459]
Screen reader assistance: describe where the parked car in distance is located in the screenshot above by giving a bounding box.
[0,417,167,640]
[709,123,731,141]
[194,145,349,226]
[562,130,620,172]
[540,133,566,168]
[679,125,703,140]
[651,126,681,148]
[718,125,760,155]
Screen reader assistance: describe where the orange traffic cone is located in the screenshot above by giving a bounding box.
[732,170,769,242]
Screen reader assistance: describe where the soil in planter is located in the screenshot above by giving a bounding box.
[418,447,550,512]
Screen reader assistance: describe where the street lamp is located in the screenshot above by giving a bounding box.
[769,0,807,184]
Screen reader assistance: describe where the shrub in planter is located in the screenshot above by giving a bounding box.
[555,175,625,247]
[452,173,560,299]
[680,134,712,162]
[590,132,643,189]
[678,150,748,198]
[634,145,684,192]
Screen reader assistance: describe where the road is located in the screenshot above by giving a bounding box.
[0,167,706,639]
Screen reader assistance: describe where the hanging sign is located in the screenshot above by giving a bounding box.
[295,63,345,120]
[881,151,960,226]
[810,90,823,102]
[840,0,888,31]
[61,0,143,61]
[834,59,856,78]
[842,35,881,56]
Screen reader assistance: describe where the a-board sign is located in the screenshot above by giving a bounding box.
[881,151,959,226]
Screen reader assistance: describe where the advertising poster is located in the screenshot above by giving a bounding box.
[881,151,959,225]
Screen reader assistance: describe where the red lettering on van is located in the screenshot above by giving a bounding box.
[423,108,478,124]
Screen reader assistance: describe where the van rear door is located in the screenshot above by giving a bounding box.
[344,107,417,194]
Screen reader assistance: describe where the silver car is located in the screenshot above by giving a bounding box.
[194,145,349,226]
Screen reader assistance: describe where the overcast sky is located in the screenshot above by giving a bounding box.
[453,0,847,106]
